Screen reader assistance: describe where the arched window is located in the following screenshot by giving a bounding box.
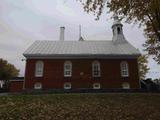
[64,82,71,89]
[117,27,121,34]
[92,61,101,77]
[64,61,72,77]
[35,61,44,77]
[93,83,101,89]
[34,82,42,89]
[120,61,129,77]
[122,82,130,89]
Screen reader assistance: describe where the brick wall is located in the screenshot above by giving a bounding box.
[24,59,140,89]
[10,81,24,92]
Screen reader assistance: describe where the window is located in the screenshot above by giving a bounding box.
[120,61,129,77]
[35,61,44,77]
[92,61,101,77]
[122,82,130,89]
[64,82,71,89]
[117,27,121,34]
[34,82,42,89]
[64,61,72,77]
[93,83,101,89]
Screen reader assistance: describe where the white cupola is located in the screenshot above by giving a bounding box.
[112,15,127,44]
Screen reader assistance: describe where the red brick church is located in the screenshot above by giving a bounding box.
[22,16,141,91]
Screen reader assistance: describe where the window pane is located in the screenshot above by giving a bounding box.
[92,62,101,77]
[121,62,129,77]
[93,83,101,89]
[64,61,72,77]
[35,61,43,77]
[64,83,71,89]
[65,64,71,69]
[66,71,71,75]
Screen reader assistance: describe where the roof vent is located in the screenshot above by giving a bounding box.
[79,36,84,41]
[78,25,84,41]
[60,26,65,41]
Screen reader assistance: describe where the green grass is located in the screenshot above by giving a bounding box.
[0,93,160,120]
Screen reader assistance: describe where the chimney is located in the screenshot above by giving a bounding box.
[59,26,65,41]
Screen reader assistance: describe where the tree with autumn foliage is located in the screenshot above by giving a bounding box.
[0,58,19,80]
[138,55,150,80]
[79,0,160,63]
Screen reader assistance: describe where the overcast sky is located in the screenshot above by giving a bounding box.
[0,0,160,79]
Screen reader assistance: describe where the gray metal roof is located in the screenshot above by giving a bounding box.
[23,40,141,59]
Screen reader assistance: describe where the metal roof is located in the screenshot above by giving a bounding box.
[23,40,141,59]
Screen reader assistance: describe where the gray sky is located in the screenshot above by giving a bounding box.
[0,0,160,79]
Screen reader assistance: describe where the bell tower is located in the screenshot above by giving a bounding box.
[112,15,127,44]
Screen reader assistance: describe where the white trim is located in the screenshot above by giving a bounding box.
[93,83,101,89]
[34,82,42,89]
[64,82,71,89]
[24,55,140,59]
[23,60,26,90]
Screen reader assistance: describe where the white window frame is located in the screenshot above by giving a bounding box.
[34,82,42,89]
[93,83,101,89]
[120,61,129,77]
[92,61,101,77]
[64,61,72,77]
[122,82,130,89]
[35,61,44,77]
[64,82,71,89]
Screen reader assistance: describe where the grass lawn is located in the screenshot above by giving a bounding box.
[0,93,160,120]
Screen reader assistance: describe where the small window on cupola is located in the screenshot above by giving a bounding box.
[117,27,121,34]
